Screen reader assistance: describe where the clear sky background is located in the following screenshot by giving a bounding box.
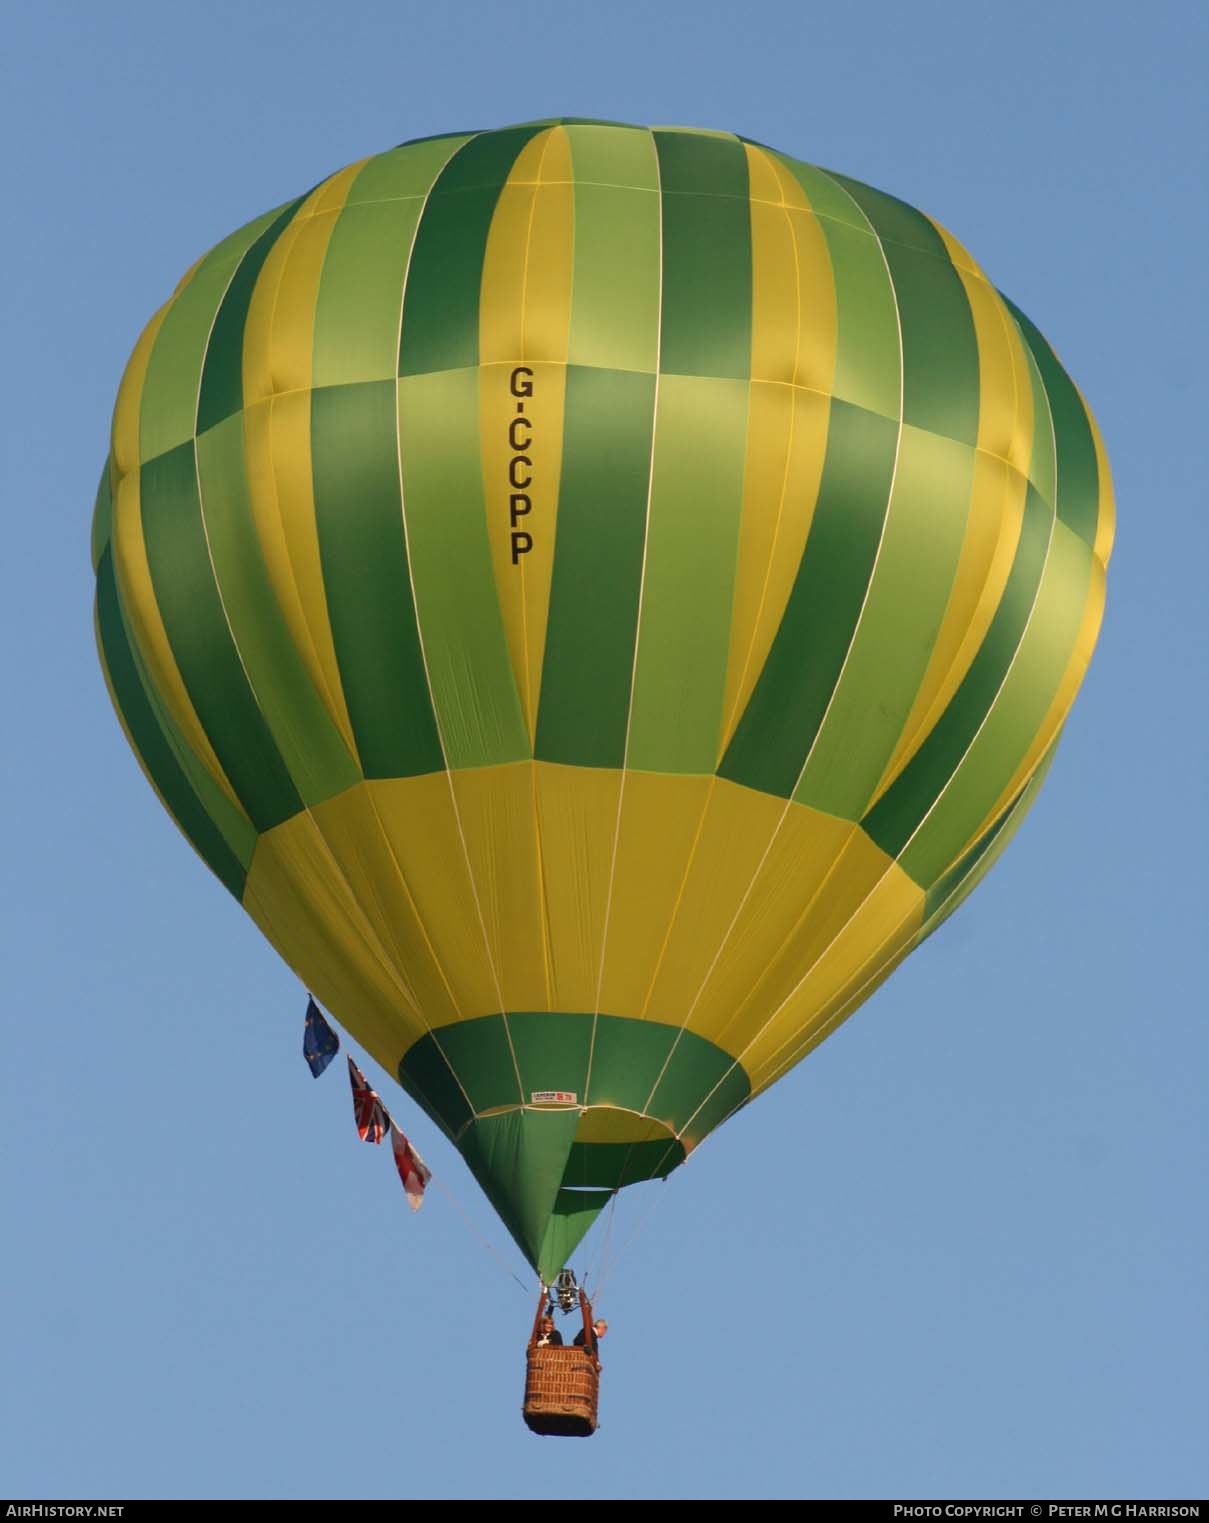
[3,0,1205,1502]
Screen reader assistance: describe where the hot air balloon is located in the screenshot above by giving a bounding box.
[91,120,1113,1396]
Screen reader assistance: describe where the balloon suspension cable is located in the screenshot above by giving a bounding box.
[592,1179,667,1304]
[595,1191,619,1295]
[581,1191,619,1302]
[427,1172,530,1296]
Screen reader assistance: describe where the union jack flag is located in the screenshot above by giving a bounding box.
[347,1056,389,1143]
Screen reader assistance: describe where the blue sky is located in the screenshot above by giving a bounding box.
[3,0,1205,1501]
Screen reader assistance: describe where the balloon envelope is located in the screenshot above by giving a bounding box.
[92,120,1113,1279]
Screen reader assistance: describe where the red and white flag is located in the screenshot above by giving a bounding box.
[390,1121,432,1210]
[347,1056,389,1143]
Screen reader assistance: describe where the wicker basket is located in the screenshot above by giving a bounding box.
[522,1345,600,1437]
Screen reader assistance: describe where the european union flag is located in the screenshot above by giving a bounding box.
[303,995,339,1077]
